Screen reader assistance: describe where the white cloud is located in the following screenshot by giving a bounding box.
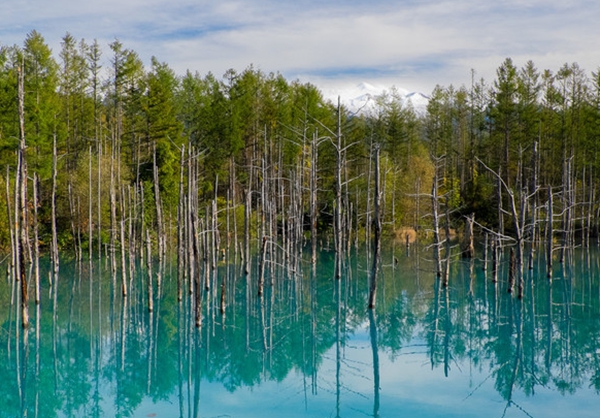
[1,0,600,94]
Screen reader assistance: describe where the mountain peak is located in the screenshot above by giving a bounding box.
[322,82,428,116]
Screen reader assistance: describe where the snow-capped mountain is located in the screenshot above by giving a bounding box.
[321,82,429,116]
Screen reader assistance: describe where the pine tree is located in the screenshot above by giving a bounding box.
[23,30,59,178]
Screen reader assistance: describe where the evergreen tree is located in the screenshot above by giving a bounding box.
[59,32,91,170]
[489,57,518,187]
[0,46,19,167]
[143,57,183,206]
[22,30,59,178]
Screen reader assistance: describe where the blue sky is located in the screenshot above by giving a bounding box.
[1,0,599,94]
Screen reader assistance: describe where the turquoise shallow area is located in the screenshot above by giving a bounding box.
[1,245,599,417]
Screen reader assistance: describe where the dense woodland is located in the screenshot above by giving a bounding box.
[5,31,600,418]
[3,31,600,278]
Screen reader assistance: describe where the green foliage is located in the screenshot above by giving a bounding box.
[144,57,183,207]
[3,31,600,250]
[23,31,60,178]
[460,169,496,226]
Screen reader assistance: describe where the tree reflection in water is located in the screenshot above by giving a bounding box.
[0,245,600,416]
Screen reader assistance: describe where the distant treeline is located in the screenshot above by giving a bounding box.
[1,30,600,254]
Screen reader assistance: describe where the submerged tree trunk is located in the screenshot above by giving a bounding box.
[16,64,29,329]
[257,236,268,298]
[462,213,475,258]
[5,168,15,279]
[244,188,251,275]
[89,147,93,263]
[368,310,380,417]
[119,186,128,297]
[431,163,443,279]
[368,146,382,309]
[177,145,185,302]
[145,228,153,313]
[310,132,319,266]
[33,174,40,305]
[334,97,343,279]
[153,143,165,265]
[51,133,60,281]
[547,186,554,279]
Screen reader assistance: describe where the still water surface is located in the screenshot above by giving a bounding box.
[1,245,599,417]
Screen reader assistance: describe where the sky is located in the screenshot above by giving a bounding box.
[1,0,599,96]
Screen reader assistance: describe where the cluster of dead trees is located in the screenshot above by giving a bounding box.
[6,32,600,322]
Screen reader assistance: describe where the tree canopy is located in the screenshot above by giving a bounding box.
[2,31,600,252]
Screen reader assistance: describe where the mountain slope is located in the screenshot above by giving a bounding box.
[321,82,429,116]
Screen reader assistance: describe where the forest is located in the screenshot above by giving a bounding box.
[2,31,600,300]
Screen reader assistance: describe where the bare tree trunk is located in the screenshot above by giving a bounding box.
[127,185,136,291]
[211,198,219,278]
[110,134,118,283]
[560,158,573,263]
[368,146,382,309]
[145,228,153,313]
[32,174,40,305]
[194,245,202,328]
[257,236,268,297]
[587,168,594,248]
[508,248,515,294]
[5,168,15,279]
[177,145,185,302]
[462,214,475,258]
[443,197,451,288]
[431,164,443,279]
[528,141,539,270]
[492,236,499,283]
[310,132,319,265]
[334,97,343,279]
[119,186,128,297]
[153,143,165,264]
[202,216,210,292]
[67,182,79,260]
[482,233,488,272]
[97,141,102,261]
[229,157,239,263]
[186,148,196,295]
[49,133,60,282]
[368,310,380,417]
[365,137,373,250]
[244,188,251,275]
[16,64,29,329]
[89,147,94,262]
[220,282,226,315]
[497,164,504,235]
[547,186,553,279]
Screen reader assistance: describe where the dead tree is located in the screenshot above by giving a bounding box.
[5,168,15,279]
[430,155,445,280]
[15,64,29,328]
[462,213,475,259]
[257,236,268,297]
[145,228,153,313]
[32,174,40,305]
[368,145,382,309]
[153,142,166,265]
[546,186,554,278]
[51,133,60,280]
[177,145,185,301]
[477,158,539,299]
[334,97,343,279]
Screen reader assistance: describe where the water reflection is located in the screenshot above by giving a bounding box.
[1,246,600,417]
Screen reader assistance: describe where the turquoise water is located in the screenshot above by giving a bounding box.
[1,245,599,417]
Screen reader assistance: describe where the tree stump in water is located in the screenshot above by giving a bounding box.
[461,213,475,259]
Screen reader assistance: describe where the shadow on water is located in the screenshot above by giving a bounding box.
[1,244,600,416]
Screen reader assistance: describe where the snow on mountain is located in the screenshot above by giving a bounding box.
[320,82,429,116]
[404,91,430,113]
